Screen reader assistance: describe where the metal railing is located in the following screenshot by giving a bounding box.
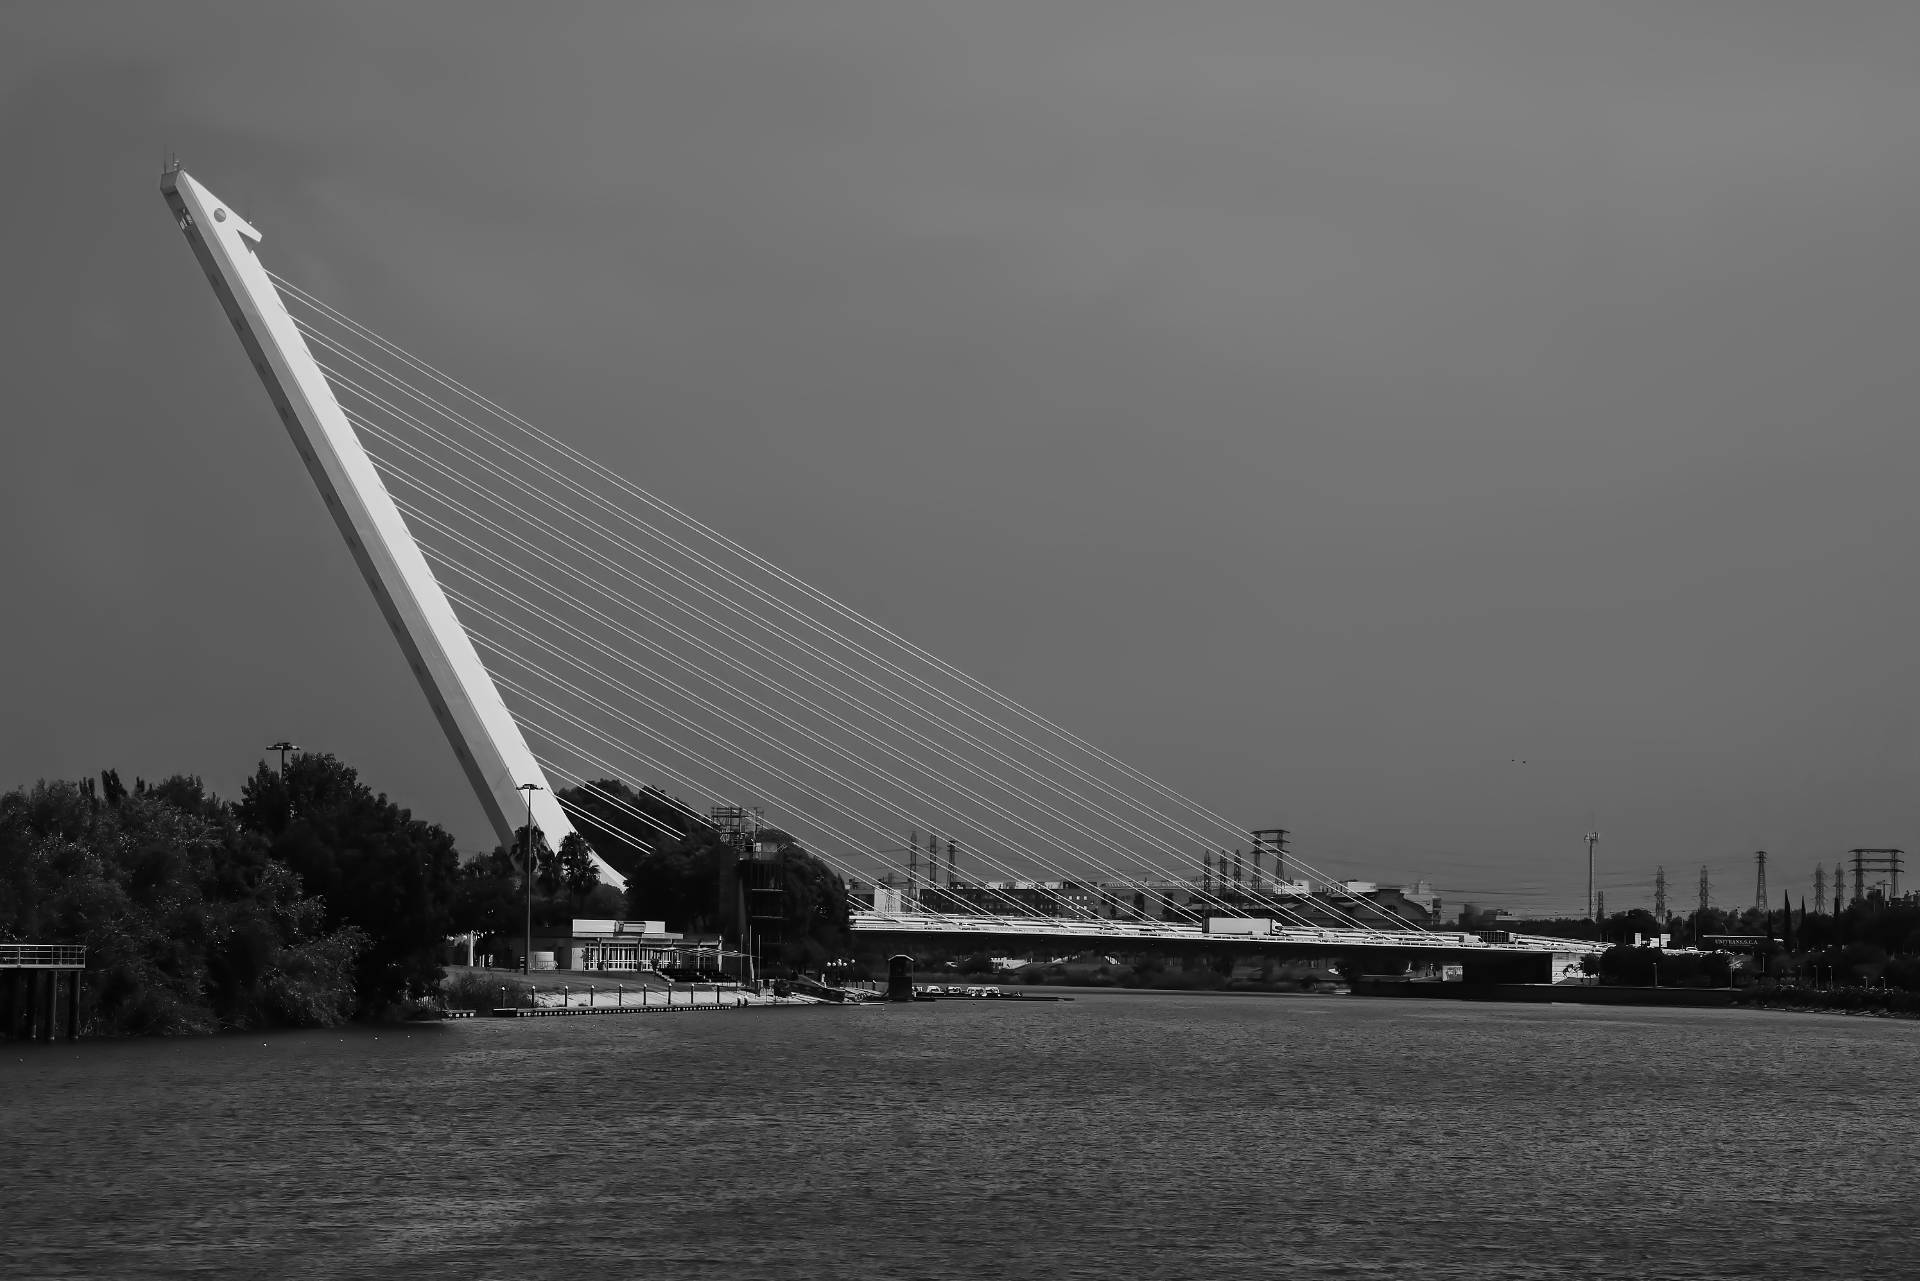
[0,944,87,969]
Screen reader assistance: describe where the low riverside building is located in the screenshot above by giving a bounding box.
[559,919,678,972]
[530,921,744,977]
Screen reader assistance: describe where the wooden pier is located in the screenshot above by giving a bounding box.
[1,944,86,1043]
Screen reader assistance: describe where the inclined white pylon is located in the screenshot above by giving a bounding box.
[162,167,624,891]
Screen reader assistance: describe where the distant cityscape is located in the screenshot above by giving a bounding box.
[846,835,1915,933]
[848,828,1444,930]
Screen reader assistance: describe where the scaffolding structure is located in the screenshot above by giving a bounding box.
[713,806,780,978]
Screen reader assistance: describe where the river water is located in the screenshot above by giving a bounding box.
[3,992,1914,1279]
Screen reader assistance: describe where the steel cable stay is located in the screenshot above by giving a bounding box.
[276,277,1280,836]
[342,407,1405,932]
[280,296,1337,861]
[284,292,1432,936]
[497,675,1037,929]
[310,342,1288,871]
[475,618,1147,925]
[512,680,1406,942]
[536,747,989,932]
[363,447,1380,935]
[316,335,1408,929]
[520,680,1420,944]
[365,457,1346,932]
[448,571,1326,933]
[347,399,1417,936]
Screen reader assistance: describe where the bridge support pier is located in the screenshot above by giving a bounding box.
[25,972,43,1041]
[66,972,81,1041]
[886,954,916,1002]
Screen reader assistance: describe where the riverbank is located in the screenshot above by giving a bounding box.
[440,966,824,1010]
[1349,978,1920,1017]
[1349,979,1736,1007]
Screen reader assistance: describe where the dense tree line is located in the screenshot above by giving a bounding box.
[3,758,863,1030]
[0,756,464,1034]
[1511,894,1920,991]
[455,827,625,959]
[554,778,851,973]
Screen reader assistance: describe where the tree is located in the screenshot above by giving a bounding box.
[238,753,460,1014]
[615,815,851,974]
[533,830,563,899]
[449,847,522,949]
[558,831,600,907]
[554,779,705,882]
[0,774,363,1034]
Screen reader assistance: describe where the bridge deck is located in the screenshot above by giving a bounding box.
[850,912,1599,955]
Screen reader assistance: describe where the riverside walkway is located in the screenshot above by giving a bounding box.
[448,969,833,1019]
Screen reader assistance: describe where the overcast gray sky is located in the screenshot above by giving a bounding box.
[5,2,1918,914]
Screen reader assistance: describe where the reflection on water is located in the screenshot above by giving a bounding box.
[4,995,1916,1279]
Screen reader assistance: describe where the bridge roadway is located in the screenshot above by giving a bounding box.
[849,912,1602,959]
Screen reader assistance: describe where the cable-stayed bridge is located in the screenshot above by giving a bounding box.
[162,167,1592,967]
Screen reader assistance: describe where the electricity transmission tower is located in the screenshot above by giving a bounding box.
[1696,865,1711,938]
[1754,851,1767,913]
[1848,849,1904,904]
[1813,866,1826,914]
[1654,866,1668,923]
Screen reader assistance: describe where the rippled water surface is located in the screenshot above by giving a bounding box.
[4,993,1916,1279]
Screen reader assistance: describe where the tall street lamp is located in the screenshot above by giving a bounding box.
[267,742,299,822]
[519,783,542,975]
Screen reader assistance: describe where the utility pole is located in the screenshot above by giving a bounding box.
[1585,831,1600,921]
[267,741,298,821]
[519,782,542,975]
[1654,866,1668,924]
[1754,851,1767,913]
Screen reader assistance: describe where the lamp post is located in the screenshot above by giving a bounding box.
[267,741,298,820]
[519,783,542,975]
